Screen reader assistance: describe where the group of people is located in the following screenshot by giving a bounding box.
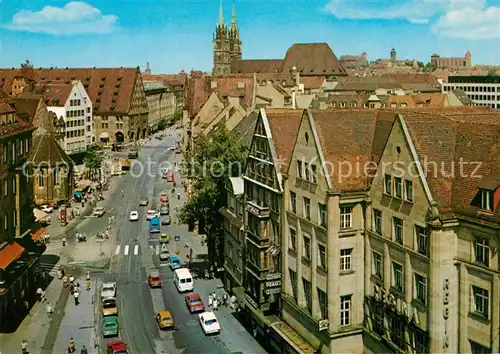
[206,292,239,312]
[67,337,89,353]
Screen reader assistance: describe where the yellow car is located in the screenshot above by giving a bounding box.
[156,310,174,329]
[102,297,118,317]
[159,232,170,244]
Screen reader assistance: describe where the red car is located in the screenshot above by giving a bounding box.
[185,293,205,313]
[148,271,162,288]
[107,340,128,354]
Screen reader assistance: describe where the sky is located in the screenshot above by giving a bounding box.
[0,0,499,73]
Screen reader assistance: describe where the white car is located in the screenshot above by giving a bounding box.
[41,205,53,213]
[129,211,139,221]
[199,311,221,335]
[146,210,158,220]
[100,282,117,300]
[93,207,106,217]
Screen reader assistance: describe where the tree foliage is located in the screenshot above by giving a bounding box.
[158,118,168,131]
[178,128,248,267]
[84,148,103,181]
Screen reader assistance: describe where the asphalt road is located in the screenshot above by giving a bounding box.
[93,130,248,354]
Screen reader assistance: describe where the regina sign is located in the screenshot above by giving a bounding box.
[373,285,419,324]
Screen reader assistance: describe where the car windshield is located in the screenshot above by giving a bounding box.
[103,302,116,308]
[162,317,171,322]
[102,287,114,293]
[190,299,202,304]
[104,323,116,328]
[205,319,217,325]
[151,276,160,281]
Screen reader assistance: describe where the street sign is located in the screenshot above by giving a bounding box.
[319,319,329,331]
[174,236,180,241]
[265,287,281,295]
[96,239,106,243]
[266,280,281,288]
[266,272,281,281]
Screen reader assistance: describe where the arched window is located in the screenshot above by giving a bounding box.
[38,168,44,187]
[53,167,59,185]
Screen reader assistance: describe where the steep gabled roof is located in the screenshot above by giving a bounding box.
[282,43,347,76]
[265,109,303,173]
[0,67,140,115]
[39,82,73,107]
[0,99,36,139]
[231,60,283,74]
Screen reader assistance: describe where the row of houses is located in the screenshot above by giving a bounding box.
[219,107,500,354]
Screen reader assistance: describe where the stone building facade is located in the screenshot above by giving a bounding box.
[431,51,472,69]
[213,2,242,75]
[143,81,176,132]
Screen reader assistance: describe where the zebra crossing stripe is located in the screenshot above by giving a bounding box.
[115,245,121,255]
[133,245,139,255]
[124,245,129,256]
[155,245,160,255]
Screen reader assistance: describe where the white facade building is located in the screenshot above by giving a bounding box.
[45,80,94,154]
[441,75,500,109]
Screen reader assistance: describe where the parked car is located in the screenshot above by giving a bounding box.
[107,340,128,354]
[129,211,139,221]
[199,311,220,335]
[101,282,117,299]
[168,255,182,270]
[41,205,53,213]
[161,216,171,225]
[103,316,119,337]
[159,248,170,261]
[159,232,170,244]
[159,205,169,215]
[102,297,118,317]
[148,270,162,288]
[139,197,149,206]
[156,310,174,329]
[93,207,106,217]
[127,150,139,159]
[146,210,158,220]
[185,293,205,313]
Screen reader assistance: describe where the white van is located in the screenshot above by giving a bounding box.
[174,268,194,292]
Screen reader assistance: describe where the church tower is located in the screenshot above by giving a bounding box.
[213,0,231,76]
[228,2,242,61]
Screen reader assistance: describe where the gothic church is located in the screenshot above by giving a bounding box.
[213,1,242,75]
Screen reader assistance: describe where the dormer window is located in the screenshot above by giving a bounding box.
[480,189,493,211]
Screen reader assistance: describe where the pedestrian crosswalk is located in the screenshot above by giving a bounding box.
[37,262,63,277]
[43,239,66,252]
[114,244,140,256]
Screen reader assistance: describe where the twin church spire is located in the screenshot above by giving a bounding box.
[213,0,242,76]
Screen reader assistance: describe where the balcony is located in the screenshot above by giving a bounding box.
[246,200,270,218]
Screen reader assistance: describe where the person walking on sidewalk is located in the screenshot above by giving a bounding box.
[68,338,76,353]
[80,345,88,354]
[46,302,53,315]
[73,290,80,305]
[21,340,28,354]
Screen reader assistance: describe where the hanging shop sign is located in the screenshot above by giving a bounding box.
[443,278,450,349]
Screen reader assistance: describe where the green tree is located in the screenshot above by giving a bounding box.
[158,118,168,131]
[84,149,103,181]
[178,128,248,268]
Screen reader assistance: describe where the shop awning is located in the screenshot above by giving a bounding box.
[0,243,25,271]
[31,227,46,241]
[33,208,49,222]
[270,322,316,354]
[75,179,92,192]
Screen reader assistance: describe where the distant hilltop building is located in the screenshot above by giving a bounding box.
[339,52,368,69]
[431,50,472,69]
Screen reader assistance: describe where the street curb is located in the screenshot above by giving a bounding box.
[48,201,96,240]
[84,258,110,270]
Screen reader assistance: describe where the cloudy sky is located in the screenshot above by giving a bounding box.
[0,0,499,73]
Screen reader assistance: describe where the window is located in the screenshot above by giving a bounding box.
[414,330,430,354]
[318,203,327,228]
[311,165,317,183]
[384,175,392,195]
[371,303,384,336]
[405,180,413,202]
[340,295,351,326]
[340,206,352,229]
[480,190,493,211]
[53,168,59,185]
[475,238,489,267]
[393,217,403,244]
[25,138,29,153]
[317,289,328,319]
[290,192,296,213]
[390,316,405,349]
[414,273,427,304]
[303,197,311,220]
[13,209,16,227]
[304,162,310,181]
[318,244,327,269]
[472,286,489,318]
[289,228,297,251]
[416,226,429,256]
[394,177,402,198]
[3,180,7,196]
[289,269,298,301]
[303,234,311,260]
[340,249,352,272]
[4,214,7,230]
[470,341,491,354]
[297,160,303,179]
[12,178,15,194]
[392,262,404,292]
[373,252,383,279]
[373,209,382,234]
[302,279,312,313]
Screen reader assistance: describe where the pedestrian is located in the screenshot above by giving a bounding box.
[46,302,53,315]
[80,345,88,354]
[86,271,90,281]
[74,290,79,305]
[86,279,91,291]
[69,275,75,284]
[208,294,213,307]
[68,337,76,353]
[21,339,28,354]
[213,298,218,311]
[61,267,65,277]
[63,275,69,287]
[62,236,66,246]
[230,295,237,310]
[36,287,43,301]
[70,283,75,294]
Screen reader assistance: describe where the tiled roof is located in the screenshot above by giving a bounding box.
[0,67,141,115]
[30,133,73,165]
[310,109,396,192]
[299,76,326,90]
[233,111,259,149]
[38,82,73,107]
[282,43,347,76]
[265,109,303,173]
[231,60,283,74]
[255,73,295,87]
[186,75,254,117]
[142,73,187,87]
[0,99,36,139]
[336,74,441,92]
[401,110,500,219]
